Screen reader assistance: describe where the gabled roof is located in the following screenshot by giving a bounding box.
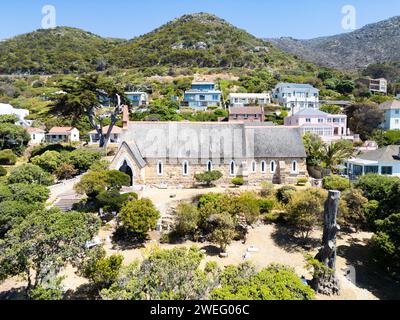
[293,108,328,117]
[48,127,77,134]
[380,100,400,110]
[357,145,400,163]
[229,107,264,115]
[121,122,306,160]
[26,127,45,133]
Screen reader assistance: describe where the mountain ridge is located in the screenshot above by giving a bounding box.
[268,16,400,70]
[0,13,317,75]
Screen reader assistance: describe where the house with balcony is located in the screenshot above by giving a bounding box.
[344,145,400,178]
[228,93,271,107]
[46,127,80,143]
[357,77,387,95]
[182,81,221,110]
[89,125,122,145]
[284,108,354,143]
[380,100,400,130]
[229,106,265,123]
[125,92,149,107]
[272,83,319,115]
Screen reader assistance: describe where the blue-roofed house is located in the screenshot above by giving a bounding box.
[183,81,222,110]
[380,100,400,130]
[272,83,319,115]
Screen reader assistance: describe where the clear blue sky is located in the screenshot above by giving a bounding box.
[1,0,399,40]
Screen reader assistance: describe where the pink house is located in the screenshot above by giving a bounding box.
[284,108,353,143]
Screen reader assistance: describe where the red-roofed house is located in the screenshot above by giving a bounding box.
[26,127,46,145]
[228,106,265,123]
[46,127,80,143]
[88,125,122,145]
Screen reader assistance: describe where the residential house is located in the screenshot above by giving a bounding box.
[357,77,387,94]
[272,83,319,115]
[89,125,122,145]
[344,145,400,178]
[0,103,32,127]
[229,106,265,123]
[183,81,221,110]
[228,93,271,107]
[109,106,307,187]
[284,108,353,143]
[46,127,80,143]
[26,127,46,145]
[380,100,400,130]
[125,92,149,107]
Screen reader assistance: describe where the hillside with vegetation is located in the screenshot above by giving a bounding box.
[108,13,310,72]
[0,27,125,74]
[0,13,319,75]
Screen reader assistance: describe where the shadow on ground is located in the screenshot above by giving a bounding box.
[0,287,26,300]
[111,228,146,251]
[270,223,321,253]
[200,245,221,257]
[64,283,100,300]
[337,238,400,300]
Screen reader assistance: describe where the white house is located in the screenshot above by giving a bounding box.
[125,92,149,107]
[272,83,319,115]
[46,127,80,143]
[228,93,271,107]
[0,103,32,127]
[88,125,122,145]
[26,127,46,145]
[344,145,400,178]
[380,100,400,130]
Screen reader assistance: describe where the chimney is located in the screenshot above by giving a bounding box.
[122,105,129,130]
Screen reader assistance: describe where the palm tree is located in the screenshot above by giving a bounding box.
[320,140,354,173]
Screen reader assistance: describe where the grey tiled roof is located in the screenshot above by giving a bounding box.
[294,108,328,116]
[121,122,306,160]
[358,145,400,163]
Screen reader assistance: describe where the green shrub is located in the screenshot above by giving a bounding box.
[67,148,101,172]
[96,190,137,213]
[276,186,297,205]
[0,149,17,165]
[8,164,54,186]
[30,143,75,158]
[297,177,308,186]
[0,166,7,177]
[194,170,223,187]
[260,182,275,197]
[31,150,63,173]
[322,175,349,192]
[258,199,275,214]
[231,177,244,186]
[264,211,285,224]
[174,203,200,238]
